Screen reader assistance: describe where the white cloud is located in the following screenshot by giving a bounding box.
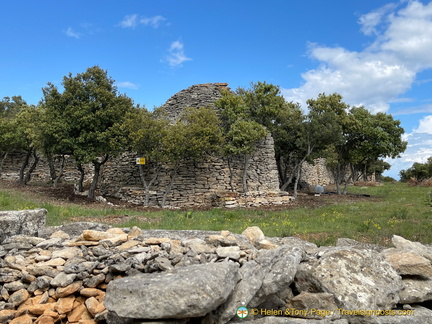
[358,3,397,36]
[414,115,432,134]
[65,27,80,39]
[165,41,192,67]
[140,16,166,28]
[117,81,139,90]
[118,14,167,29]
[282,1,432,113]
[118,14,139,28]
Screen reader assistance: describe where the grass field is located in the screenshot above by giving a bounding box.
[1,182,431,247]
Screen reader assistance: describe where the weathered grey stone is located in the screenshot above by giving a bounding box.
[336,237,384,252]
[271,236,318,254]
[0,209,46,243]
[3,281,25,292]
[382,248,432,278]
[50,272,77,287]
[286,292,339,319]
[105,262,239,319]
[214,260,265,323]
[38,222,111,238]
[216,246,241,260]
[399,277,432,303]
[250,246,303,307]
[182,238,215,254]
[242,226,265,246]
[295,247,402,310]
[392,235,432,262]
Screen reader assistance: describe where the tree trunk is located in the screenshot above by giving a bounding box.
[88,155,109,200]
[293,164,302,198]
[52,155,66,189]
[227,156,235,192]
[162,162,179,207]
[0,151,8,177]
[47,154,57,181]
[242,154,250,193]
[76,163,85,193]
[23,150,39,185]
[18,150,32,185]
[139,164,160,207]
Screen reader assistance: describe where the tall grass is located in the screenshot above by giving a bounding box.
[1,182,431,246]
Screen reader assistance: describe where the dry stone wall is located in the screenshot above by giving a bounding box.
[300,158,334,187]
[0,152,93,185]
[1,210,432,324]
[99,134,281,208]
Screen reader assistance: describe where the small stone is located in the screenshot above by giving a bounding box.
[242,226,265,245]
[255,239,279,250]
[52,247,82,260]
[9,289,30,307]
[0,309,16,323]
[50,272,77,287]
[50,230,71,239]
[106,228,125,235]
[85,297,100,316]
[216,246,241,260]
[145,237,171,245]
[55,281,83,298]
[100,234,128,246]
[9,314,33,324]
[67,304,91,322]
[55,295,75,314]
[155,256,173,271]
[42,258,66,267]
[4,280,25,292]
[220,230,230,237]
[82,230,113,241]
[80,288,104,298]
[128,226,142,238]
[117,240,139,251]
[36,315,56,324]
[83,274,105,288]
[28,303,55,315]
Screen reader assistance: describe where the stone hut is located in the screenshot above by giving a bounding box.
[99,83,284,207]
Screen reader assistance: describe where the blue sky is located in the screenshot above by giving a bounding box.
[2,0,432,179]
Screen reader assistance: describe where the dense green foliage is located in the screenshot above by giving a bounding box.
[400,157,432,181]
[0,66,407,201]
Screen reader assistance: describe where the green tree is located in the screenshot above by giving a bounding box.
[160,107,223,206]
[0,96,27,175]
[123,107,170,206]
[40,66,134,199]
[346,107,406,184]
[305,93,349,194]
[400,157,432,182]
[216,89,267,192]
[13,105,43,185]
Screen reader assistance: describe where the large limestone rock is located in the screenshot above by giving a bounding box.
[399,277,432,303]
[382,248,432,278]
[214,246,303,324]
[104,262,239,320]
[295,247,402,310]
[392,235,432,262]
[0,209,46,243]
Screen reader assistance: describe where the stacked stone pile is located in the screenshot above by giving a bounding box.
[1,210,432,323]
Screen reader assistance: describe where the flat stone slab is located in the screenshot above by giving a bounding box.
[105,262,239,319]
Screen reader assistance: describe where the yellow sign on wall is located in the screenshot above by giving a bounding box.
[136,157,146,165]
